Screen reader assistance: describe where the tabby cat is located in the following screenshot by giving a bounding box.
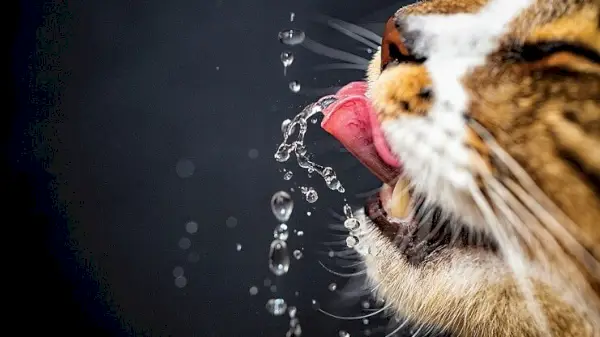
[328,0,600,335]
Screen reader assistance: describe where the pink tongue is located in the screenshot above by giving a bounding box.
[321,81,401,184]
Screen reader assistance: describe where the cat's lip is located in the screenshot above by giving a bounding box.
[320,81,402,185]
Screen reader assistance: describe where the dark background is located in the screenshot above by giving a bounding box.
[8,0,419,336]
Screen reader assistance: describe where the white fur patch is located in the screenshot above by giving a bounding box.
[381,0,533,221]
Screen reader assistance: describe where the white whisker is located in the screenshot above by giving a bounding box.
[302,37,370,65]
[313,63,369,71]
[317,15,383,45]
[317,304,392,320]
[318,260,366,277]
[324,19,380,49]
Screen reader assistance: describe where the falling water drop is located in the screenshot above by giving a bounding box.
[328,283,337,291]
[301,187,318,203]
[293,250,303,259]
[278,29,306,46]
[271,191,294,222]
[273,223,289,241]
[283,171,293,180]
[346,235,359,248]
[281,51,294,67]
[338,331,350,337]
[288,306,297,318]
[268,239,290,276]
[343,218,360,231]
[236,243,242,251]
[290,12,295,22]
[343,204,353,218]
[289,81,301,93]
[266,298,288,316]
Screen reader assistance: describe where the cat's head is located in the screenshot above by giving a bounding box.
[350,0,600,335]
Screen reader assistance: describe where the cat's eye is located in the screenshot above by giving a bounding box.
[509,41,600,74]
[381,16,426,71]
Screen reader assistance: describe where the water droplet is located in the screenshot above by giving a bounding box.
[290,317,299,327]
[278,29,305,46]
[175,159,195,178]
[178,237,191,250]
[306,211,311,216]
[337,186,345,193]
[301,187,318,203]
[328,250,335,257]
[281,51,294,67]
[236,243,242,251]
[364,329,372,336]
[281,119,291,134]
[343,204,353,218]
[273,223,289,241]
[293,250,303,259]
[215,66,220,70]
[311,299,320,310]
[346,235,359,248]
[264,278,272,287]
[296,230,304,236]
[172,266,184,278]
[290,12,295,22]
[288,306,297,318]
[344,218,360,231]
[338,330,350,337]
[225,216,238,228]
[270,285,278,292]
[271,191,294,222]
[322,167,342,190]
[328,283,337,291]
[248,148,259,159]
[249,286,259,295]
[174,276,187,288]
[363,318,369,325]
[266,298,287,316]
[310,118,317,124]
[283,171,293,180]
[187,251,200,263]
[293,324,302,336]
[289,81,301,93]
[295,291,300,296]
[269,239,290,276]
[361,301,370,309]
[185,221,198,234]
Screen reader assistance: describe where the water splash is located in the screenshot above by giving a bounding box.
[274,97,347,194]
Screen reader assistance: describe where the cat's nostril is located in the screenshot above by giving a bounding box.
[418,87,432,100]
[381,16,426,71]
[400,101,410,111]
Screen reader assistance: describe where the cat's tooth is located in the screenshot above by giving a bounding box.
[390,178,410,218]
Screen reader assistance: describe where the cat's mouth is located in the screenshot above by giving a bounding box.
[321,82,497,260]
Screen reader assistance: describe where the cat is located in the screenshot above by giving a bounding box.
[331,0,600,335]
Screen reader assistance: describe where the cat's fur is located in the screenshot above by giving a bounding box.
[356,0,600,335]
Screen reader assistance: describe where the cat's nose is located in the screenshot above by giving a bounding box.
[380,16,425,71]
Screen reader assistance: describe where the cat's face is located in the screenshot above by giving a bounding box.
[354,0,600,335]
